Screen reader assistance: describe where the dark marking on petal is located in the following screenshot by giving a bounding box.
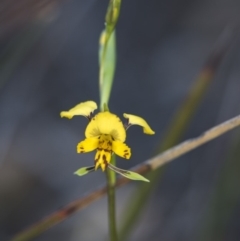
[102,155,108,167]
[86,166,95,171]
[98,148,111,153]
[95,154,100,162]
[123,153,129,158]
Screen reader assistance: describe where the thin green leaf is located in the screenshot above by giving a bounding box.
[99,30,116,109]
[108,164,150,182]
[74,166,95,176]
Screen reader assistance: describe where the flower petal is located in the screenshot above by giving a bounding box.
[123,113,155,135]
[95,149,111,171]
[74,166,95,176]
[112,140,131,159]
[60,101,97,119]
[77,137,99,153]
[108,163,149,182]
[85,112,126,141]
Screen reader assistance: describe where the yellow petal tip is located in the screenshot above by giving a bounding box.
[60,111,73,119]
[144,129,155,135]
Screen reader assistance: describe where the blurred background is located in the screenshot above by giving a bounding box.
[0,0,240,240]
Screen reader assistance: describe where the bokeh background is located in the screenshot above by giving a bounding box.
[1,0,240,240]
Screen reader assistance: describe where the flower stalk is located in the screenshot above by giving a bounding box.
[106,155,118,241]
[102,102,118,241]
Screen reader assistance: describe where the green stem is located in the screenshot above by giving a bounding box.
[102,103,117,240]
[106,155,118,241]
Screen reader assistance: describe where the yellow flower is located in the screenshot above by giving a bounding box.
[60,100,155,182]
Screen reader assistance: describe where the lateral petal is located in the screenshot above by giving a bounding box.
[77,137,99,153]
[74,166,95,176]
[123,113,155,135]
[112,140,131,159]
[108,164,149,182]
[60,101,97,119]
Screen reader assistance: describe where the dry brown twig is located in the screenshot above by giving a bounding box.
[11,113,240,241]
